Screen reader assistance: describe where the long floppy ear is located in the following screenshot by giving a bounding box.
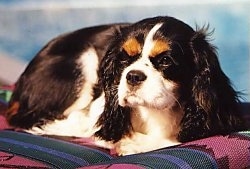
[95,37,132,142]
[178,27,246,142]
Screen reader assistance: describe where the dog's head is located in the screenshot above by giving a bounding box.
[95,16,245,142]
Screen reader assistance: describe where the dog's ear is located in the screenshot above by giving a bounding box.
[178,26,245,142]
[95,38,132,142]
[190,27,221,116]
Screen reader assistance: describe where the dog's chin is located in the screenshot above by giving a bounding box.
[119,93,176,110]
[119,94,144,107]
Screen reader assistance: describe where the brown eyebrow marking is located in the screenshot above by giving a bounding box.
[149,39,171,58]
[122,38,142,57]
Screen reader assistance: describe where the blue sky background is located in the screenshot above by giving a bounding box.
[0,0,249,100]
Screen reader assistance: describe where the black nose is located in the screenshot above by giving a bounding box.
[126,70,147,86]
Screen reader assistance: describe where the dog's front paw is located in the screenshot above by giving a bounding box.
[115,133,181,156]
[115,137,143,156]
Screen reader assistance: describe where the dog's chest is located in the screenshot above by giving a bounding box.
[131,106,183,138]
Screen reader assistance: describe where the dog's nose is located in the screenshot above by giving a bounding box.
[126,70,147,86]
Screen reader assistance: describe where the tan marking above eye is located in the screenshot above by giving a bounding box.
[150,40,171,58]
[122,38,142,57]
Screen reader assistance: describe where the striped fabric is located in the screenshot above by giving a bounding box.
[80,131,250,169]
[0,130,249,169]
[0,130,113,168]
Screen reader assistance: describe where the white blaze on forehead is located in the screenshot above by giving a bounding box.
[142,23,163,58]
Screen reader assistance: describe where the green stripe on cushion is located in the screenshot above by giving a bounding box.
[93,155,179,169]
[88,147,217,169]
[0,137,89,168]
[0,130,112,168]
[148,148,217,168]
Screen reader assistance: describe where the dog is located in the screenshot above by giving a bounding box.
[6,16,246,155]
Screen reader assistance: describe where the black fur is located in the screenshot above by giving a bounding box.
[178,27,245,142]
[95,33,133,142]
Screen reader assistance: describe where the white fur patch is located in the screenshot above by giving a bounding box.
[28,93,105,137]
[79,47,99,84]
[63,47,99,116]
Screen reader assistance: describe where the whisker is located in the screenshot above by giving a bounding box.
[169,93,182,110]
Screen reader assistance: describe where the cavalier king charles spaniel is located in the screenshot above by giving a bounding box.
[6,16,245,155]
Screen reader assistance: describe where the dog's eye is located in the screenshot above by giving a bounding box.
[119,50,130,64]
[120,49,138,64]
[159,56,173,68]
[158,52,178,68]
[151,52,178,70]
